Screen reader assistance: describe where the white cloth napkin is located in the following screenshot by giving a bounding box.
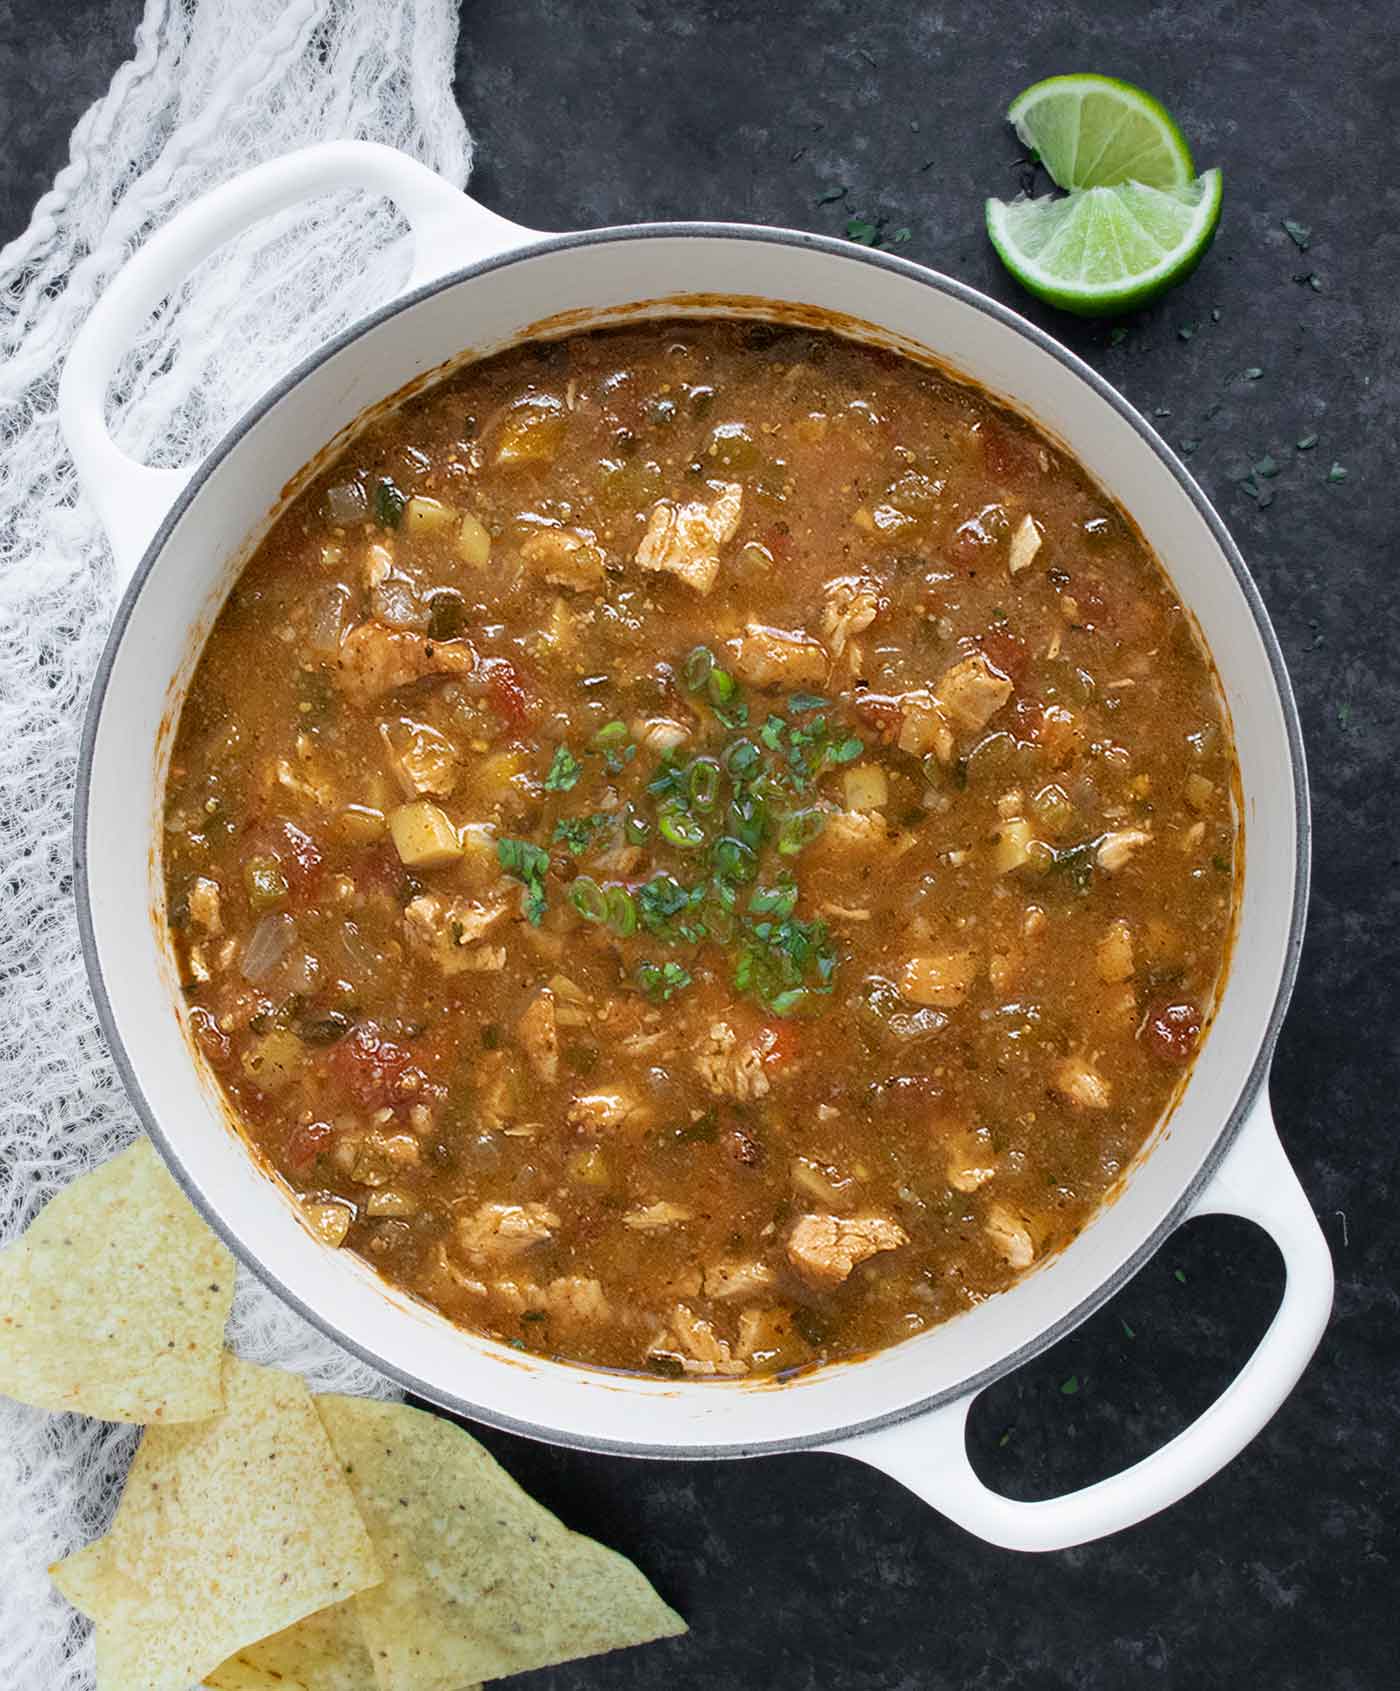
[0,4,472,1685]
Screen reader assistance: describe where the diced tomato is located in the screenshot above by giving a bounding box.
[286,1120,335,1171]
[762,522,793,561]
[978,417,1035,483]
[244,817,324,893]
[189,1005,231,1066]
[853,689,905,741]
[481,655,535,731]
[327,1022,414,1106]
[1006,693,1048,745]
[1144,1001,1203,1064]
[977,627,1030,685]
[763,1021,801,1069]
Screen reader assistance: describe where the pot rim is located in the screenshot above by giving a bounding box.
[73,219,1312,1457]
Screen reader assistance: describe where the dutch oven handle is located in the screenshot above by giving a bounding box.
[59,141,535,583]
[825,1092,1333,1551]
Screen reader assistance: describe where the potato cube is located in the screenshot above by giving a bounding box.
[900,950,978,1008]
[403,495,458,537]
[389,800,462,869]
[843,764,889,813]
[457,512,492,566]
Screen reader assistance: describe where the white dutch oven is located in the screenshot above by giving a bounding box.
[62,142,1332,1552]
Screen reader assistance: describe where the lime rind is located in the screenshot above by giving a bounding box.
[985,169,1223,317]
[1007,73,1196,190]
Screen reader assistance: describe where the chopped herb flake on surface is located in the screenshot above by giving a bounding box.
[544,745,583,791]
[1327,461,1348,483]
[497,837,550,925]
[1282,217,1312,250]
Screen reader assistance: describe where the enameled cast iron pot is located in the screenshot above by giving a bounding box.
[62,142,1333,1552]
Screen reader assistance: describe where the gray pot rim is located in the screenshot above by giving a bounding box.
[73,219,1311,1459]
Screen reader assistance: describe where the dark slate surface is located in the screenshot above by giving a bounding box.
[6,2,1397,1686]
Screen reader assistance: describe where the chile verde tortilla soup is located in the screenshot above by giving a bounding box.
[162,315,1239,1381]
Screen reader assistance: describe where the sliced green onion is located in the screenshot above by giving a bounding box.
[706,666,737,707]
[688,757,721,810]
[605,885,638,936]
[727,792,768,851]
[723,737,761,779]
[569,875,608,923]
[777,808,827,856]
[711,835,758,883]
[768,987,816,1016]
[623,809,651,846]
[683,645,716,690]
[659,806,706,849]
[591,719,630,749]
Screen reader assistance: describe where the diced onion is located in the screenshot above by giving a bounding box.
[239,912,297,983]
[305,583,351,655]
[325,481,367,524]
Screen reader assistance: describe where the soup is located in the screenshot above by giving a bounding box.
[163,317,1239,1379]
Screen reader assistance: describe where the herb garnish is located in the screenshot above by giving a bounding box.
[544,745,582,791]
[551,813,610,856]
[1282,217,1312,251]
[496,837,549,925]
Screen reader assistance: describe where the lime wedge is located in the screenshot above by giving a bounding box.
[1008,74,1195,190]
[985,169,1223,317]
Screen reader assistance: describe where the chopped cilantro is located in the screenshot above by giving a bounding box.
[1059,1375,1080,1396]
[817,185,848,205]
[1337,702,1353,730]
[1121,1319,1136,1340]
[846,217,879,245]
[551,813,609,856]
[1173,1267,1187,1284]
[1252,455,1279,479]
[787,691,828,713]
[1108,326,1128,347]
[1296,432,1319,451]
[497,837,549,925]
[1327,461,1347,483]
[638,959,693,1001]
[1282,217,1312,251]
[544,744,582,791]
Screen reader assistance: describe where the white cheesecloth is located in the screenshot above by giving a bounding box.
[0,3,472,1685]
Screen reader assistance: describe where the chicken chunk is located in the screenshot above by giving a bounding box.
[335,621,476,704]
[403,894,508,975]
[945,1130,998,1193]
[187,876,222,935]
[545,1275,609,1324]
[895,690,955,763]
[456,1200,559,1263]
[623,1200,693,1231]
[1097,919,1135,984]
[934,651,1014,732]
[728,623,830,690]
[1008,512,1043,575]
[647,1303,747,1377]
[900,950,978,1009]
[567,1088,648,1134]
[379,719,461,798]
[703,1260,779,1301]
[517,987,559,1085]
[984,1204,1035,1270]
[635,481,743,595]
[695,1021,778,1102]
[1096,828,1152,873]
[818,808,891,854]
[520,525,606,592]
[786,1213,909,1288]
[1053,1054,1112,1110]
[821,576,882,659]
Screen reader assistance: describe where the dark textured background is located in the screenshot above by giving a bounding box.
[4,1,1397,1686]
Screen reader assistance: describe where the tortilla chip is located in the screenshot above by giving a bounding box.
[0,1138,233,1422]
[50,1357,382,1691]
[316,1396,686,1689]
[206,1599,377,1691]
